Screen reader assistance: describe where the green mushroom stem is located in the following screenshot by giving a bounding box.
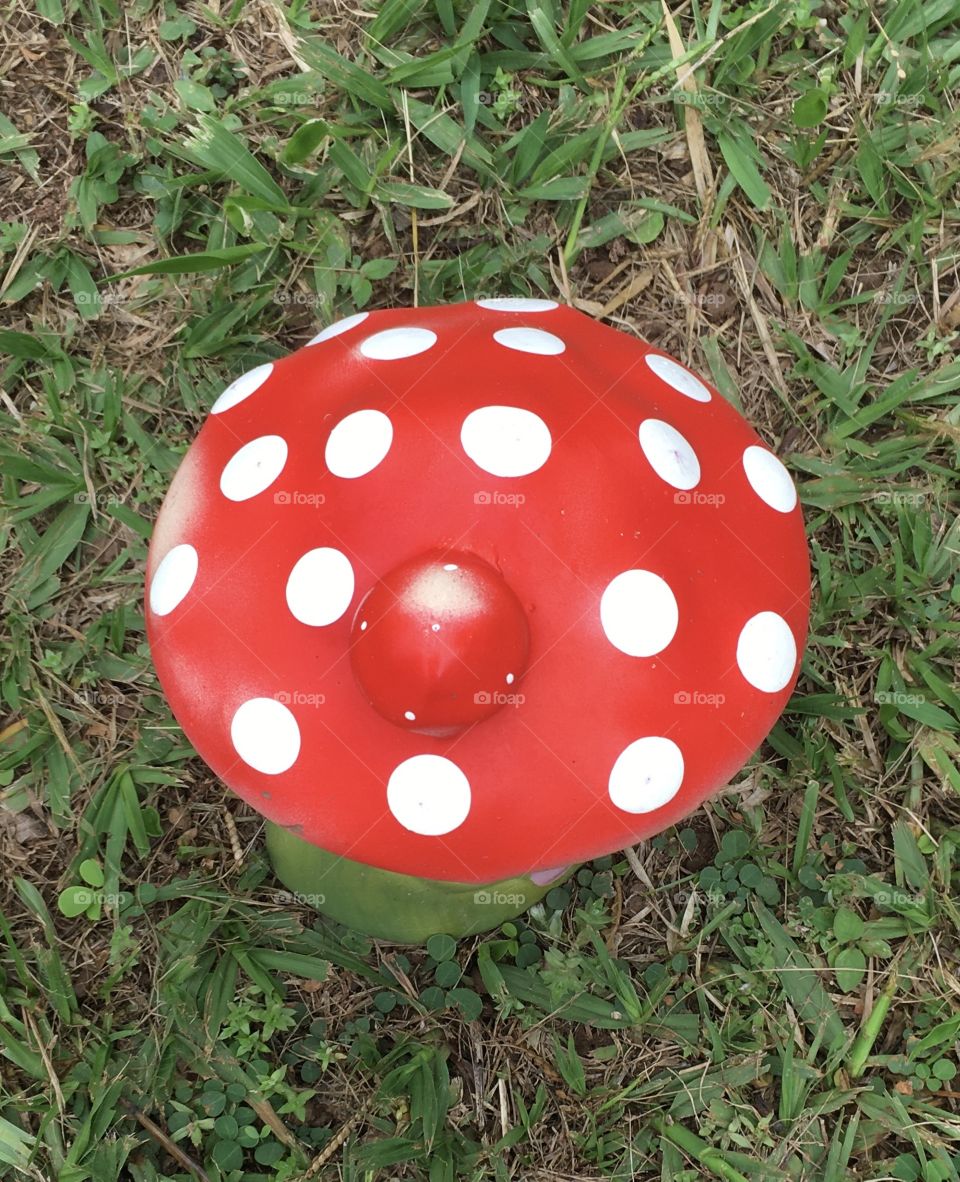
[265,822,575,944]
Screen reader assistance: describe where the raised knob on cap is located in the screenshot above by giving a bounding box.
[349,549,529,737]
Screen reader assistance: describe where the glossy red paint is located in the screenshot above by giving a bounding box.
[146,299,809,883]
[350,548,530,737]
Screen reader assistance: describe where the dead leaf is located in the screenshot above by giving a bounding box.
[938,289,960,332]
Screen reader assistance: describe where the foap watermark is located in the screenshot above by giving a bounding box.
[873,888,926,907]
[670,289,730,309]
[274,490,326,507]
[476,91,527,109]
[474,889,525,906]
[275,690,326,707]
[872,489,927,505]
[71,686,127,708]
[474,490,526,507]
[873,92,923,108]
[670,90,727,109]
[872,290,919,306]
[673,887,726,908]
[69,889,129,908]
[74,490,123,506]
[273,291,329,307]
[674,490,726,507]
[474,690,525,708]
[272,92,316,106]
[74,290,135,308]
[674,690,726,708]
[875,690,925,706]
[274,890,326,905]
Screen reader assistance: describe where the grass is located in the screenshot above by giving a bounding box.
[1,0,959,1178]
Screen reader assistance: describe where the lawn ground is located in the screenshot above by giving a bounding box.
[1,1,959,1180]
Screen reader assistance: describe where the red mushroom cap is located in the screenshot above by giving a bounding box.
[146,300,808,883]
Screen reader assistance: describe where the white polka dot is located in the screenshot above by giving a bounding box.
[211,363,274,414]
[736,612,797,693]
[149,544,198,616]
[404,710,416,721]
[639,419,700,490]
[505,673,515,685]
[443,563,458,571]
[220,435,288,502]
[644,353,712,402]
[359,326,436,360]
[477,298,559,312]
[743,446,798,513]
[286,548,355,627]
[609,737,684,813]
[387,755,471,836]
[325,410,393,479]
[231,698,300,775]
[461,406,552,477]
[600,570,678,657]
[493,327,565,355]
[307,312,369,345]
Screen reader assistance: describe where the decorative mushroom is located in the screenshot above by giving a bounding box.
[146,298,808,942]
